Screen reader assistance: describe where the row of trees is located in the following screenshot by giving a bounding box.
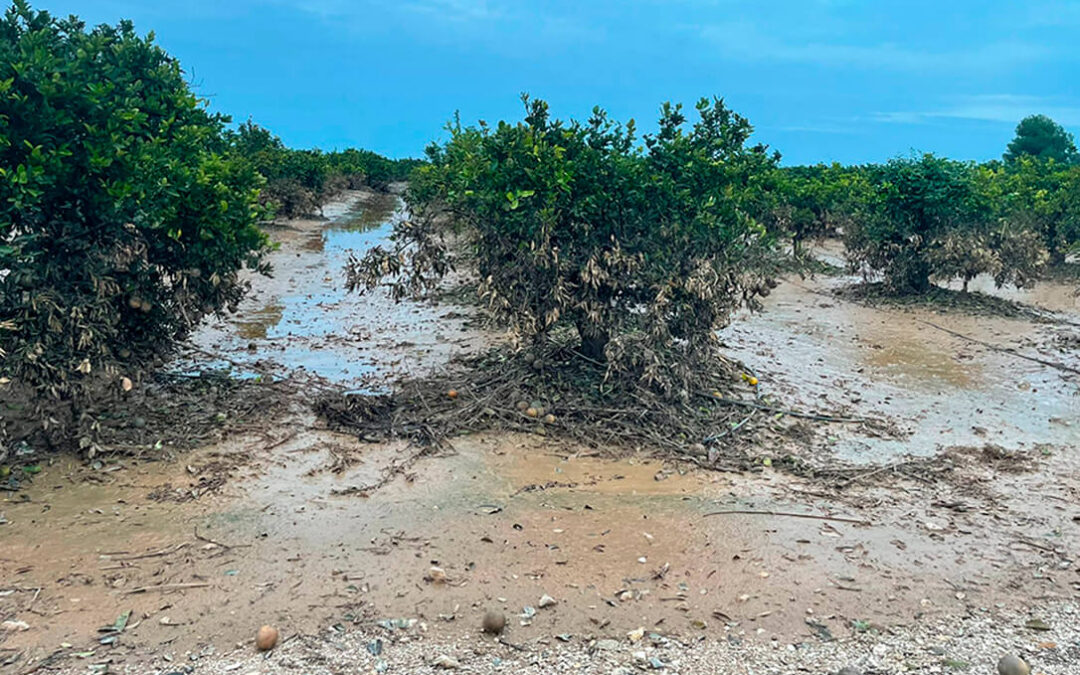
[767,150,1079,293]
[0,2,414,411]
[226,121,422,217]
[3,1,1077,439]
[356,104,1078,397]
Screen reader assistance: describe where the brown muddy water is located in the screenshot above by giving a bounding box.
[2,209,1079,672]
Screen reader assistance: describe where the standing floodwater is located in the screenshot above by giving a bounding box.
[176,190,487,387]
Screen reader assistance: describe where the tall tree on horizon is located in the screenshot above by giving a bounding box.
[1004,114,1079,165]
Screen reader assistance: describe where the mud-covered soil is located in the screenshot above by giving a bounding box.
[2,203,1078,674]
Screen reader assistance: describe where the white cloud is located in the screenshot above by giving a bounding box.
[400,0,500,22]
[1022,0,1080,27]
[697,21,1051,72]
[875,95,1080,127]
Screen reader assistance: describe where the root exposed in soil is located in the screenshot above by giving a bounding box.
[314,345,889,473]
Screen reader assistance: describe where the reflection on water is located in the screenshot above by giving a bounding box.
[334,191,399,232]
[233,301,285,340]
[299,192,399,254]
[179,190,486,385]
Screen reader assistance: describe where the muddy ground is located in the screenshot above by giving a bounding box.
[1,191,1078,675]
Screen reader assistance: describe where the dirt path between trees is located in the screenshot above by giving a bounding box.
[2,192,1078,674]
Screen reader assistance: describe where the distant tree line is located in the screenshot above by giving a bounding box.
[226,121,424,218]
[765,114,1080,293]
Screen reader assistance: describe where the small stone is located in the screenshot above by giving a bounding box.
[595,639,621,651]
[538,594,557,608]
[997,655,1031,675]
[836,668,862,675]
[627,627,645,642]
[1,620,30,632]
[481,610,506,635]
[426,566,448,584]
[432,654,461,669]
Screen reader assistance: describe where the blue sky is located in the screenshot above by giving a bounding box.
[44,0,1080,165]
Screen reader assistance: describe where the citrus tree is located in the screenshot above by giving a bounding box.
[773,163,873,255]
[981,158,1080,265]
[349,96,781,396]
[845,154,1047,292]
[0,3,268,403]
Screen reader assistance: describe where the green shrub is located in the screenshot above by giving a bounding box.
[348,96,781,396]
[773,163,873,255]
[226,123,422,216]
[845,154,1047,292]
[0,2,268,400]
[979,158,1080,265]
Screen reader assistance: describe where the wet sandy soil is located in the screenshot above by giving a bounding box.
[2,427,1077,671]
[2,210,1078,673]
[725,246,1079,463]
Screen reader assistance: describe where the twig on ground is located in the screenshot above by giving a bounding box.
[703,509,870,526]
[104,543,187,562]
[124,582,212,594]
[917,320,1080,375]
[194,526,250,551]
[701,393,878,424]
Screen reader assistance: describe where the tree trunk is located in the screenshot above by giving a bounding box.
[900,261,932,294]
[576,321,609,362]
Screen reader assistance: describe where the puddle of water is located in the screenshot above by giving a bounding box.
[233,301,285,340]
[175,190,489,386]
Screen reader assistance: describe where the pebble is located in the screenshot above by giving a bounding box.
[836,667,862,675]
[997,654,1031,675]
[1,620,29,632]
[432,654,461,669]
[595,639,621,651]
[538,594,557,608]
[426,566,448,584]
